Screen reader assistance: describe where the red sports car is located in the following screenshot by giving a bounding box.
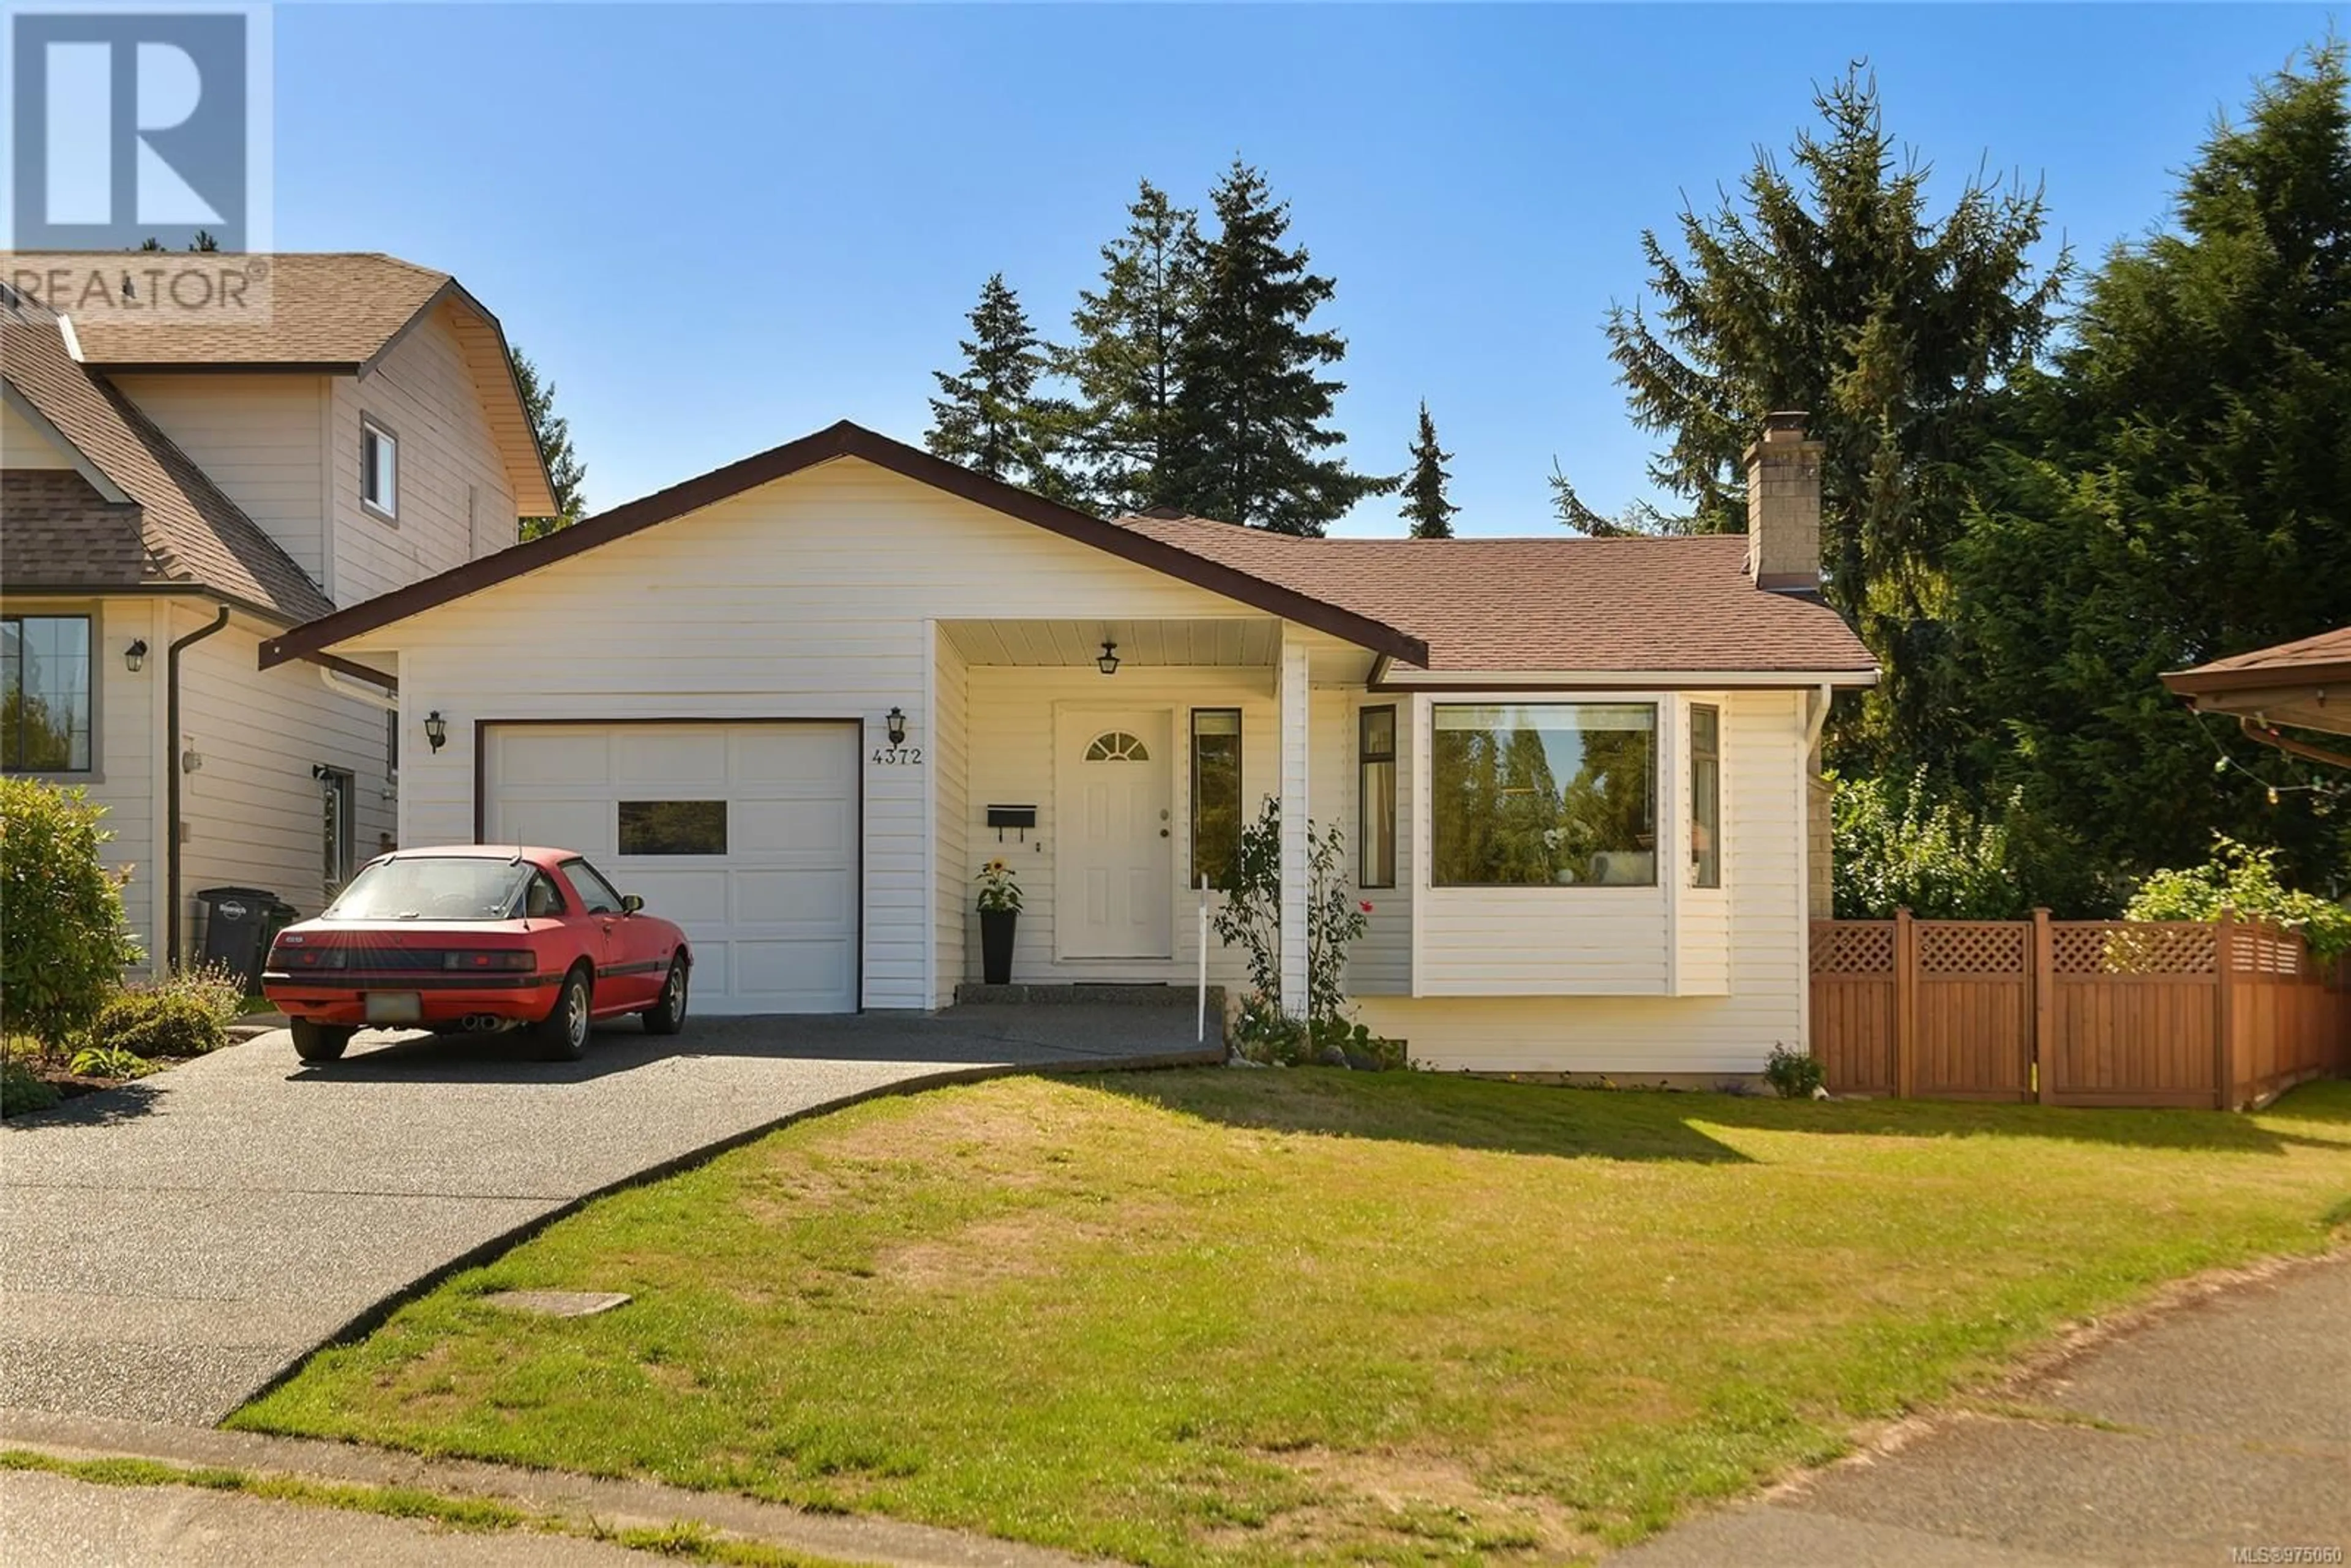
[262,846,692,1064]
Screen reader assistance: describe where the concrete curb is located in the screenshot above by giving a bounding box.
[0,1409,1098,1568]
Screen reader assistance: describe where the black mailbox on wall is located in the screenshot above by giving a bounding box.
[987,805,1038,841]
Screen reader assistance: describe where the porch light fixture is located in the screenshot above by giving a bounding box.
[1097,640,1121,677]
[124,639,148,672]
[886,706,908,745]
[422,710,449,754]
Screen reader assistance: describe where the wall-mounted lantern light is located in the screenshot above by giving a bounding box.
[885,706,908,746]
[1097,640,1121,677]
[423,710,449,754]
[124,639,148,673]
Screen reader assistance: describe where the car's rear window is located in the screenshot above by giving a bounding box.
[323,857,536,921]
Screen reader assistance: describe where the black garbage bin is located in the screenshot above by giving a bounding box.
[194,886,280,991]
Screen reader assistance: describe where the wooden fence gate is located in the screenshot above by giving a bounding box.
[1809,911,2349,1110]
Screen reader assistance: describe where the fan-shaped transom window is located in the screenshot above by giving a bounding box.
[1084,730,1150,762]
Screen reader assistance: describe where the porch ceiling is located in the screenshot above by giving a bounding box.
[941,617,1282,667]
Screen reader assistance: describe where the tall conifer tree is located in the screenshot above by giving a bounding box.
[1400,401,1458,538]
[1596,66,2068,764]
[926,274,1071,498]
[1055,181,1201,516]
[1166,160,1389,534]
[1952,42,2351,890]
[510,346,589,541]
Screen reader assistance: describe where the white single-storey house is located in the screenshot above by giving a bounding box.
[258,416,1875,1074]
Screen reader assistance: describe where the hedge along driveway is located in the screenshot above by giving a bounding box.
[235,1072,2351,1566]
[0,1008,1218,1425]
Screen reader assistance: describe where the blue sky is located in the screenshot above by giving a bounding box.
[272,4,2336,535]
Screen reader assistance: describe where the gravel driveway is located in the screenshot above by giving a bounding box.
[0,1008,1217,1425]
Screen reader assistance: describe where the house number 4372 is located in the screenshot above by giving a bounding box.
[871,745,923,765]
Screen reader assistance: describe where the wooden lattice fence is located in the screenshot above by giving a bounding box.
[1809,910,2349,1110]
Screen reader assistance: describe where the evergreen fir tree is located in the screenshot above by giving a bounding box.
[1166,160,1390,534]
[1952,41,2351,892]
[926,274,1072,499]
[1600,65,2068,766]
[1055,181,1201,516]
[1400,401,1458,538]
[509,345,590,541]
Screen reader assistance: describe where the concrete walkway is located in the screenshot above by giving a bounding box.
[0,1007,1217,1426]
[1609,1254,2351,1567]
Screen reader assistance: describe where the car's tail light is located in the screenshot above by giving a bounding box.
[271,943,347,970]
[444,950,535,972]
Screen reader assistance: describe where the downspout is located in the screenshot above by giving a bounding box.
[1801,681,1834,752]
[317,663,398,712]
[165,605,231,969]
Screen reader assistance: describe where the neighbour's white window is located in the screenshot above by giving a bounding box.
[359,418,398,519]
[1690,704,1722,889]
[320,767,356,893]
[1,613,94,772]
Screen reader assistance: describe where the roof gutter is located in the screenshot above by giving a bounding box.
[165,604,231,969]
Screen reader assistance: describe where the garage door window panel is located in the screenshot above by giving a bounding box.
[620,800,729,856]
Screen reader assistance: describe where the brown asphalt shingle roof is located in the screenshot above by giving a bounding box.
[0,470,147,588]
[1,304,335,621]
[65,253,451,368]
[1112,516,1877,675]
[2169,626,2351,681]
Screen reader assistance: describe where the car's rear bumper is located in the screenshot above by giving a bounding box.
[261,974,563,1029]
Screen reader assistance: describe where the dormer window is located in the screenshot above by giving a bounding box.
[359,417,399,520]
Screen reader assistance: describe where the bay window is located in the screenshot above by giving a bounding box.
[1431,702,1656,887]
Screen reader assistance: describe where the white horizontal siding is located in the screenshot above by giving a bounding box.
[931,628,968,1008]
[110,373,329,588]
[375,457,1277,1010]
[175,606,395,930]
[329,302,518,603]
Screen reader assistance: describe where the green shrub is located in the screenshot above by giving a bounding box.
[1,1058,60,1116]
[2124,836,2351,961]
[1,776,143,1055]
[87,989,225,1059]
[1764,1044,1825,1100]
[1832,769,2030,919]
[67,1044,156,1079]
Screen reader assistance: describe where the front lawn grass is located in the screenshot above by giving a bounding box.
[235,1072,2351,1566]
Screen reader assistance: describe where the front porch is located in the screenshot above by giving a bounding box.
[929,616,1374,1012]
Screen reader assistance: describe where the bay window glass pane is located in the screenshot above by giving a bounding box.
[1360,706,1395,888]
[1,615,92,771]
[1431,703,1656,887]
[1191,710,1242,890]
[1690,705,1721,889]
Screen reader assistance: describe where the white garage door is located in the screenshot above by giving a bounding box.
[482,722,860,1014]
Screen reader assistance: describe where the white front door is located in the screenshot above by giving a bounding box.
[1058,710,1174,959]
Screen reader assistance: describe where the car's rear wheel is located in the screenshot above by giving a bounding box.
[535,966,593,1062]
[290,1019,353,1063]
[640,956,689,1036]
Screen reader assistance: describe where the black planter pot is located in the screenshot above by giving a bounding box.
[980,907,1018,985]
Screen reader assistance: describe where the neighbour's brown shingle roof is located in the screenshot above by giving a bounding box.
[1,305,335,621]
[65,253,451,369]
[2166,626,2351,687]
[1112,516,1877,675]
[0,470,148,588]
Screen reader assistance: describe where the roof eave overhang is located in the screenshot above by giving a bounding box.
[261,422,1428,670]
[2162,662,2351,700]
[1370,666,1881,692]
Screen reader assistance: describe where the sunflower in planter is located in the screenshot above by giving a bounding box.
[975,858,1023,985]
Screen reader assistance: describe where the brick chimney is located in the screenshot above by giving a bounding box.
[1744,411,1823,593]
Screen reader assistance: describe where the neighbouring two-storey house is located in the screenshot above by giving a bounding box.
[1,254,555,969]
